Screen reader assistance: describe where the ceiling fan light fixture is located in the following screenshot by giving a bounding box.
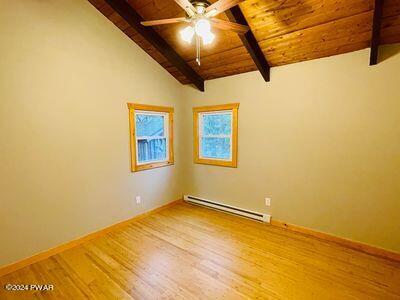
[196,5,205,14]
[202,31,215,45]
[180,25,195,43]
[195,18,211,38]
[142,0,247,66]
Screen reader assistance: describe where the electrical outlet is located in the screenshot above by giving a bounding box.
[136,196,141,204]
[265,197,271,207]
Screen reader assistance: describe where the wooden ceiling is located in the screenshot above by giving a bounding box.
[89,0,400,87]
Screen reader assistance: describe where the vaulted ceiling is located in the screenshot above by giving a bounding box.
[89,0,400,89]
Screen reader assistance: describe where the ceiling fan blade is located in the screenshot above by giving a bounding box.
[211,18,249,34]
[141,17,188,27]
[174,0,196,16]
[205,0,245,17]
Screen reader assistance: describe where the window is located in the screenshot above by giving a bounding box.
[128,103,174,172]
[193,103,239,167]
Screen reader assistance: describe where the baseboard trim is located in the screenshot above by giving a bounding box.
[270,219,400,263]
[0,199,183,277]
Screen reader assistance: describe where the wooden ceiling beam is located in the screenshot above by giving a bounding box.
[370,0,384,65]
[225,6,270,82]
[104,0,205,91]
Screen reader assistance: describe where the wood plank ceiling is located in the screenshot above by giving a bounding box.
[89,0,400,87]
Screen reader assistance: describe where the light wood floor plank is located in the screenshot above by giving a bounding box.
[1,202,399,299]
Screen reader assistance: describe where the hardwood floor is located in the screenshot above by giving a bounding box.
[1,202,400,299]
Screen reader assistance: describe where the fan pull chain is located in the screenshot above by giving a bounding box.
[196,35,201,66]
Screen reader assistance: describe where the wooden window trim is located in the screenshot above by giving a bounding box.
[193,103,239,168]
[128,103,174,172]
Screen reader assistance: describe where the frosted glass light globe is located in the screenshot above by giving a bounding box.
[202,31,215,45]
[195,19,211,38]
[180,26,194,43]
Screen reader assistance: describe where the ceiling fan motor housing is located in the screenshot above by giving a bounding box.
[190,0,211,7]
[190,0,211,15]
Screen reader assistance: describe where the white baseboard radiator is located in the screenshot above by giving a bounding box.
[184,195,271,223]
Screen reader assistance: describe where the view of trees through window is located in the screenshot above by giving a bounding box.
[200,112,232,160]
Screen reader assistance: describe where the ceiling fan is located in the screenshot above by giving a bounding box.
[141,0,248,66]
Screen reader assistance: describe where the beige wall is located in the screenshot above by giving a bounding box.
[0,0,185,266]
[183,46,400,252]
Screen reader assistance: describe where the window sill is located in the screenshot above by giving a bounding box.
[131,161,174,172]
[194,157,237,168]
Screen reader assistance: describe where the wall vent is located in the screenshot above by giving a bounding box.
[184,195,271,223]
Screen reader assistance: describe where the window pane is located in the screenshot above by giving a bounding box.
[201,137,231,159]
[137,138,167,163]
[203,113,231,135]
[136,114,164,137]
